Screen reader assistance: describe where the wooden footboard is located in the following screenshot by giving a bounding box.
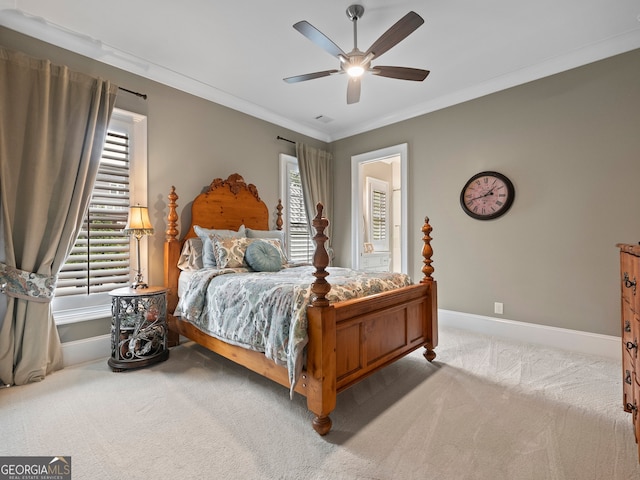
[333,282,437,391]
[163,178,437,436]
[303,205,437,434]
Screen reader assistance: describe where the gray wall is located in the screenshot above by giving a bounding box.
[2,26,639,340]
[332,49,640,337]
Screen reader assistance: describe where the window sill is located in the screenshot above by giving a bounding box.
[54,304,111,325]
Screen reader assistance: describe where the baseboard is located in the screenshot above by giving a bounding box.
[439,309,621,361]
[61,334,111,367]
[61,334,190,367]
[60,312,620,367]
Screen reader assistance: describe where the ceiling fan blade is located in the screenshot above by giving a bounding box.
[347,77,361,104]
[364,11,424,60]
[284,70,340,83]
[371,66,430,82]
[293,21,347,59]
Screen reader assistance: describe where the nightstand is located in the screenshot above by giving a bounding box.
[108,286,169,371]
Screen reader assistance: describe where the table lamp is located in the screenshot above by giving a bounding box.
[123,205,154,289]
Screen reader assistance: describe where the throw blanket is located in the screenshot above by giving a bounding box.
[174,266,412,394]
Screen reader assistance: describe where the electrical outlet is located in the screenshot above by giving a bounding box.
[494,302,504,315]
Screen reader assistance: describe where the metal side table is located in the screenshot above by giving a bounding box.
[108,286,169,371]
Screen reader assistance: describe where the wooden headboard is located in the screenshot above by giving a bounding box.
[182,173,271,240]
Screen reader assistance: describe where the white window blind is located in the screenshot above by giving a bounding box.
[280,154,314,264]
[55,130,131,297]
[53,109,147,324]
[367,177,390,252]
[371,189,387,242]
[288,168,314,263]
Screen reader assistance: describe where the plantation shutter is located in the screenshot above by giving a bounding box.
[56,130,131,296]
[288,169,314,263]
[371,189,387,242]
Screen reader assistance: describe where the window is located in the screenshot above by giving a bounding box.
[53,109,147,324]
[279,154,314,263]
[366,177,390,252]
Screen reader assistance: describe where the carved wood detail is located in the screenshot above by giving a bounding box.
[421,216,434,283]
[166,186,179,242]
[207,173,261,201]
[311,203,331,308]
[276,199,284,231]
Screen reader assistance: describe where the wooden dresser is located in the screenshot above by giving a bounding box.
[618,243,640,460]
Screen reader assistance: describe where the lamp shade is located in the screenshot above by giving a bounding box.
[123,206,154,237]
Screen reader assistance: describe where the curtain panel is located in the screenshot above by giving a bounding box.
[0,47,118,385]
[295,143,334,261]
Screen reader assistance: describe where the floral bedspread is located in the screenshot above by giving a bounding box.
[174,265,412,394]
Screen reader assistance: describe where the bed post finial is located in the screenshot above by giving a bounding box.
[311,203,330,307]
[166,186,179,242]
[421,216,434,283]
[276,199,283,231]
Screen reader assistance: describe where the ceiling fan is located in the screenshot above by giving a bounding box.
[283,5,430,104]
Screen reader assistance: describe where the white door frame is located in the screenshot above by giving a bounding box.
[351,143,408,273]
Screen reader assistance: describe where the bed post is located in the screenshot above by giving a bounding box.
[164,186,181,347]
[309,204,331,306]
[275,199,283,231]
[420,216,438,362]
[305,203,336,435]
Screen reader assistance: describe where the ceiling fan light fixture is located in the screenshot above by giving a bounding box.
[347,64,365,77]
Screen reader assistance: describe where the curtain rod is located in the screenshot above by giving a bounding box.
[277,135,295,144]
[118,86,148,100]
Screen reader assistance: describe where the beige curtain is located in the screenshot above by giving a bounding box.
[295,143,334,259]
[0,47,117,386]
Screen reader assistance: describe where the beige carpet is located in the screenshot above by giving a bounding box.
[1,326,639,480]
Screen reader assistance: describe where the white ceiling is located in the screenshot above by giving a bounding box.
[1,1,639,142]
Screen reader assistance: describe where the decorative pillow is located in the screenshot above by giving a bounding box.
[246,228,286,249]
[211,236,253,268]
[210,237,287,269]
[194,225,246,268]
[177,237,203,271]
[244,240,283,272]
[255,238,288,266]
[245,229,289,265]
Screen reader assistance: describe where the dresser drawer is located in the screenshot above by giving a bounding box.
[624,369,634,413]
[621,252,639,313]
[634,374,640,444]
[624,348,635,412]
[623,302,635,343]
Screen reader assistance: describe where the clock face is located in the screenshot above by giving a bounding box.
[460,171,515,220]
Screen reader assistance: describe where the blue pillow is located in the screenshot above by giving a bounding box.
[244,240,282,272]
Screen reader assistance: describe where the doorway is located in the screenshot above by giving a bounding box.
[351,143,408,273]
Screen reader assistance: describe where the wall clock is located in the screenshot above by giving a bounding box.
[460,171,515,220]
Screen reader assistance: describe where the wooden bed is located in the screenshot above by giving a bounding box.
[163,173,438,435]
